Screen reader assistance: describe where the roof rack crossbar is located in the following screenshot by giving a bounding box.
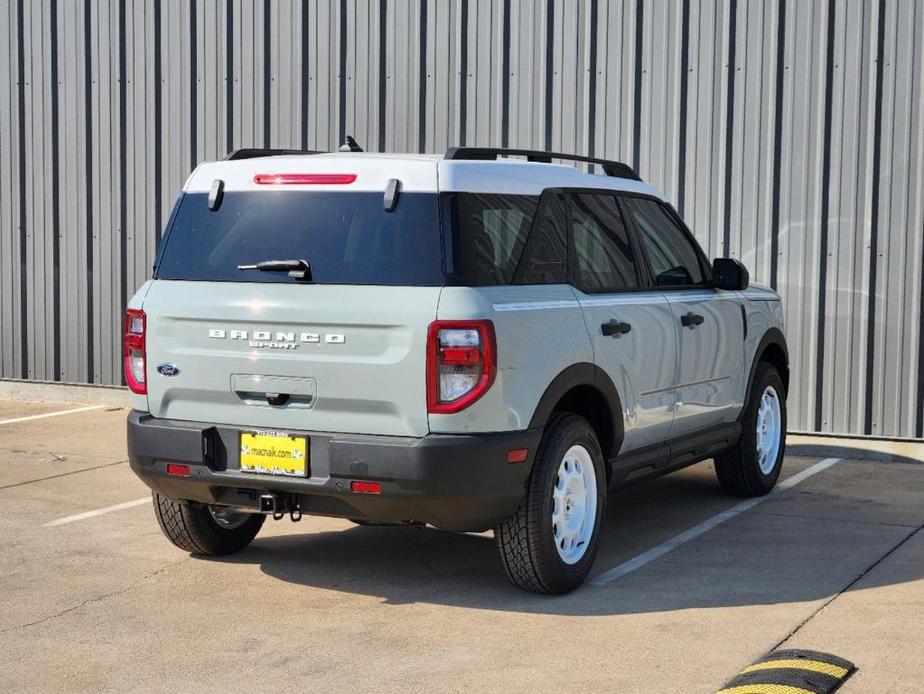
[225,148,325,161]
[443,147,640,181]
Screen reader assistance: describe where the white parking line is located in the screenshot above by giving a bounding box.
[0,405,106,426]
[590,457,843,586]
[43,497,150,528]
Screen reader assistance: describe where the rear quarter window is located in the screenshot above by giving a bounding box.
[444,192,567,286]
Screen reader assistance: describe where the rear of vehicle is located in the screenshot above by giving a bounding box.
[127,154,539,544]
[127,150,787,596]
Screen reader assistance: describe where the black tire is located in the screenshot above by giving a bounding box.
[152,493,265,556]
[494,414,607,594]
[714,361,787,497]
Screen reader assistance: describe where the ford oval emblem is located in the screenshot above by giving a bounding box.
[156,362,180,377]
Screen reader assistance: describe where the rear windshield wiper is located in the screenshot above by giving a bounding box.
[237,258,312,280]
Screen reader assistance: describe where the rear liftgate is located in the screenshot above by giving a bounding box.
[717,649,856,694]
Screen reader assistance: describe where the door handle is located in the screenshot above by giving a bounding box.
[681,312,705,328]
[601,319,632,337]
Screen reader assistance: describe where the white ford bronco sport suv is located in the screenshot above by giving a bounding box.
[125,145,788,594]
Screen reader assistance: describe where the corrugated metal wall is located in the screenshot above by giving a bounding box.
[1,0,922,439]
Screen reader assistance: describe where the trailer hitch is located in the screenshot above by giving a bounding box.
[259,493,301,522]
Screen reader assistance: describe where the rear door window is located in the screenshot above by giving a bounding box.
[155,191,444,285]
[567,193,640,292]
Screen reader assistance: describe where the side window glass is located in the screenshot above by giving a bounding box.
[513,192,567,284]
[452,194,539,285]
[568,193,639,292]
[624,198,705,287]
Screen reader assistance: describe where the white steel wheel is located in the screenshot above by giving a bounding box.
[755,385,782,475]
[551,445,598,564]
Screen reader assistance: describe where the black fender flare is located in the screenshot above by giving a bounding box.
[744,327,790,405]
[528,362,624,458]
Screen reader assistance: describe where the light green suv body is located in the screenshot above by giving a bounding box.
[126,147,788,593]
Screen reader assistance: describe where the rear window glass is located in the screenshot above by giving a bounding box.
[155,191,444,285]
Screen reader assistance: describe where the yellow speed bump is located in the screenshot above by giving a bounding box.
[741,659,849,679]
[719,686,815,694]
[718,649,856,694]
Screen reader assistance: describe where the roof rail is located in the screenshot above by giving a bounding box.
[444,147,640,181]
[225,148,324,161]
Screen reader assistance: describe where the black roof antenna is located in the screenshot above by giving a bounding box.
[339,136,364,152]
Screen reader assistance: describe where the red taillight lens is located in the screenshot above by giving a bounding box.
[426,320,496,414]
[167,464,190,477]
[253,173,357,185]
[351,481,381,494]
[123,308,147,394]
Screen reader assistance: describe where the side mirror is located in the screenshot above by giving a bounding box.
[712,258,749,290]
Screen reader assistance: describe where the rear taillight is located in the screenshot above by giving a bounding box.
[427,320,496,414]
[123,309,147,394]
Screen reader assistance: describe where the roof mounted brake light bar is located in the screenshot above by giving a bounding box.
[443,147,641,181]
[225,148,324,161]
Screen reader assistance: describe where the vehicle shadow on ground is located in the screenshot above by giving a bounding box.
[211,457,924,616]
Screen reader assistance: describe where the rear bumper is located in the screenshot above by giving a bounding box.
[127,410,540,532]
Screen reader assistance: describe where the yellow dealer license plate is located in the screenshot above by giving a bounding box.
[239,431,308,477]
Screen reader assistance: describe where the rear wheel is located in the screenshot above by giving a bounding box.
[153,493,264,555]
[714,361,786,496]
[494,414,606,594]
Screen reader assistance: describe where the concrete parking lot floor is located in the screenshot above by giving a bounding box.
[0,401,922,693]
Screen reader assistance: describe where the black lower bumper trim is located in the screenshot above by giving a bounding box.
[127,411,541,532]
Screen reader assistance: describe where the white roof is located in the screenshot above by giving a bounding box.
[184,151,665,200]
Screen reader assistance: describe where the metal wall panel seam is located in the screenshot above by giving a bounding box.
[675,0,691,214]
[417,0,427,152]
[81,0,94,382]
[152,0,161,245]
[811,0,836,430]
[189,0,197,169]
[337,0,346,145]
[16,0,28,379]
[721,0,738,257]
[863,0,887,434]
[631,0,642,171]
[1,3,14,377]
[543,0,553,151]
[48,0,60,380]
[262,0,270,147]
[117,0,126,368]
[769,0,786,290]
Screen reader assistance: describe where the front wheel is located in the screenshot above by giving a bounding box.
[153,493,265,556]
[714,361,787,497]
[494,414,607,594]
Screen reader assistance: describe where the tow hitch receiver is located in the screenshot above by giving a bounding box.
[259,493,284,516]
[259,493,302,522]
